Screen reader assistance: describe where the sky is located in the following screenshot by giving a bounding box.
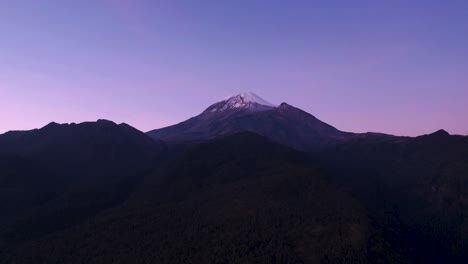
[0,0,467,136]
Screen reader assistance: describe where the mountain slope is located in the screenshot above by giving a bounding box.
[147,93,353,150]
[5,132,407,264]
[0,120,167,258]
[317,130,468,263]
[0,119,162,166]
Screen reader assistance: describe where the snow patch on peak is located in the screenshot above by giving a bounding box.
[223,92,276,107]
[204,92,277,113]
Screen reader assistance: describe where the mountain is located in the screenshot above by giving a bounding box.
[4,132,407,264]
[1,100,468,263]
[0,120,167,258]
[147,92,354,150]
[0,119,163,166]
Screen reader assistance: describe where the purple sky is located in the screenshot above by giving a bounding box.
[1,0,467,136]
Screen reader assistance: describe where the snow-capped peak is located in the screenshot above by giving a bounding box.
[205,92,277,113]
[223,92,276,107]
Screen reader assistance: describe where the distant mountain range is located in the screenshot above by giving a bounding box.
[0,92,467,264]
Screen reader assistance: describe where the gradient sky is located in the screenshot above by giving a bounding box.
[1,0,467,136]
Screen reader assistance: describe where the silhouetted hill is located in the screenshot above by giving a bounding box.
[3,132,406,264]
[0,120,167,258]
[0,119,163,169]
[1,115,468,263]
[318,131,468,263]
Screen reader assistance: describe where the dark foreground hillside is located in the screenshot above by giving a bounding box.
[0,120,167,261]
[318,130,468,263]
[2,132,406,264]
[1,122,468,263]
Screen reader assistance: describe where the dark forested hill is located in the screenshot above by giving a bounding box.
[2,132,407,264]
[1,118,468,263]
[317,130,468,263]
[0,120,167,260]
